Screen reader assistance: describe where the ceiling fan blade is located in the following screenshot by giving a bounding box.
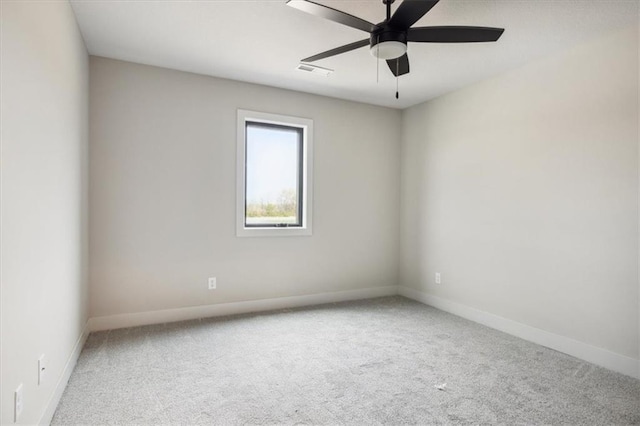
[408,26,505,43]
[388,0,439,30]
[287,0,376,33]
[386,54,410,76]
[302,39,370,63]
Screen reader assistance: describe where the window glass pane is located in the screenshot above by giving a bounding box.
[245,123,301,226]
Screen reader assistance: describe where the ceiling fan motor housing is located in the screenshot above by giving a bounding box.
[370,25,408,59]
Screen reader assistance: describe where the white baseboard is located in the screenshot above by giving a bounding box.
[39,321,90,425]
[398,286,640,379]
[89,286,399,332]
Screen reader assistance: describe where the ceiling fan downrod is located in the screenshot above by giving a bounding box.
[383,0,395,22]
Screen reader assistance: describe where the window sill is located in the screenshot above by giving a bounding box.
[236,226,313,238]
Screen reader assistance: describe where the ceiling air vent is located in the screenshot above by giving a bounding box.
[296,63,333,76]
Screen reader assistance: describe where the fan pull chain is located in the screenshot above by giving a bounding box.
[376,35,380,84]
[395,60,399,99]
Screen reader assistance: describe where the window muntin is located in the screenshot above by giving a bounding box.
[236,110,313,237]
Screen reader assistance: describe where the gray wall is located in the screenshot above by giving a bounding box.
[1,2,89,424]
[400,26,639,360]
[89,57,401,318]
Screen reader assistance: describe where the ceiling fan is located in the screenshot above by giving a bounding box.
[287,0,505,78]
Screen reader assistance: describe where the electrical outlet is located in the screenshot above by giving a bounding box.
[208,277,217,290]
[14,384,23,422]
[435,272,441,284]
[38,354,46,385]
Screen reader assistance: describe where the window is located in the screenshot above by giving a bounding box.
[236,110,313,237]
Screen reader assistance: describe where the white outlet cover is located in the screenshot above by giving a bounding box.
[208,277,217,290]
[435,273,441,284]
[15,383,23,422]
[38,354,46,385]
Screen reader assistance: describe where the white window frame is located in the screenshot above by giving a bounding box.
[236,109,313,237]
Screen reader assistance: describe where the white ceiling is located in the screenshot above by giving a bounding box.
[70,0,638,109]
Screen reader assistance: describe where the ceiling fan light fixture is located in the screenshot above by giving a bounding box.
[370,40,407,60]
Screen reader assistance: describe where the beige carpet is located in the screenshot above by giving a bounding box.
[52,296,640,425]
